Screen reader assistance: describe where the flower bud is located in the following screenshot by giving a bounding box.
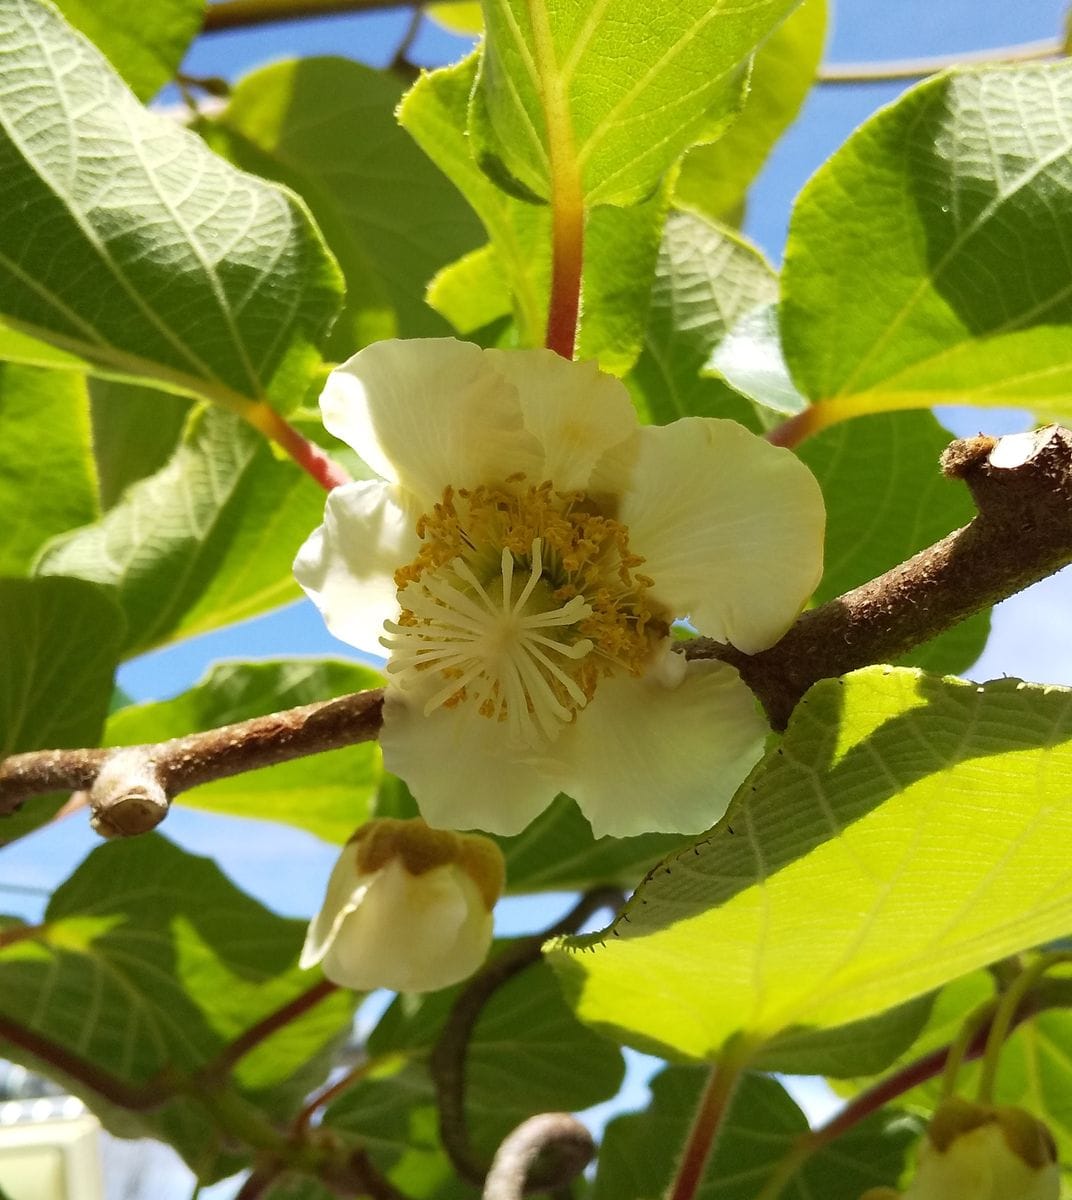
[860,1097,1060,1200]
[300,818,505,993]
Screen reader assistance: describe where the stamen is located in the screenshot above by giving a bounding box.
[386,481,664,747]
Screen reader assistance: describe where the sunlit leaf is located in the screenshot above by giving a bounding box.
[37,408,329,656]
[675,0,826,223]
[209,57,483,354]
[402,53,669,372]
[471,0,799,206]
[627,209,776,427]
[0,0,342,412]
[551,668,1072,1064]
[106,660,384,843]
[0,364,96,574]
[53,0,205,100]
[783,63,1072,424]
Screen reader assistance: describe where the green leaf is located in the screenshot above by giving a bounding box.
[209,57,484,353]
[707,302,807,419]
[106,660,384,843]
[0,834,355,1179]
[675,0,826,223]
[0,0,342,412]
[0,577,121,752]
[402,53,668,372]
[427,1,482,34]
[88,378,192,510]
[326,957,623,1175]
[54,0,205,101]
[0,576,122,840]
[627,209,777,427]
[36,407,330,656]
[593,1068,918,1200]
[799,410,990,675]
[550,667,1072,1064]
[0,364,97,574]
[782,63,1072,423]
[471,0,800,206]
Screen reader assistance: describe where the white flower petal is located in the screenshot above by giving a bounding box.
[380,688,558,836]
[552,657,768,839]
[619,418,825,654]
[320,860,493,992]
[299,843,370,970]
[320,338,540,506]
[294,479,418,657]
[485,348,638,492]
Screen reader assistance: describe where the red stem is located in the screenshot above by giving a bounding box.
[207,978,340,1077]
[243,403,352,491]
[545,202,583,359]
[666,1058,743,1200]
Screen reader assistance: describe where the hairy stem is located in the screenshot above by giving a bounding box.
[431,888,623,1187]
[665,1051,748,1200]
[483,1113,595,1200]
[526,0,585,359]
[242,403,351,491]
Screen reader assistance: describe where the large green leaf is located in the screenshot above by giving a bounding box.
[401,53,668,373]
[799,410,990,675]
[106,660,384,843]
[0,0,342,412]
[676,0,826,223]
[36,407,329,656]
[54,0,205,101]
[0,576,122,840]
[592,1068,918,1200]
[782,63,1072,424]
[551,667,1072,1064]
[471,0,799,206]
[0,364,97,574]
[88,378,191,510]
[0,576,121,754]
[326,958,623,1178]
[0,835,355,1179]
[627,209,776,428]
[209,57,484,354]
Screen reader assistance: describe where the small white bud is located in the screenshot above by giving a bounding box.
[860,1097,1060,1200]
[300,817,505,993]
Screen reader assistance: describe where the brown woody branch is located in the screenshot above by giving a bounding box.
[693,425,1072,728]
[3,427,1072,825]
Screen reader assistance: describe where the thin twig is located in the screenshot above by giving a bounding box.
[204,978,340,1079]
[203,0,429,32]
[431,887,623,1187]
[6,428,1072,812]
[818,37,1062,84]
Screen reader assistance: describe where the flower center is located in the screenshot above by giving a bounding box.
[381,481,663,748]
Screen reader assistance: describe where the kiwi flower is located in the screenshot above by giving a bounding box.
[295,338,824,838]
[300,818,504,993]
[860,1097,1060,1200]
